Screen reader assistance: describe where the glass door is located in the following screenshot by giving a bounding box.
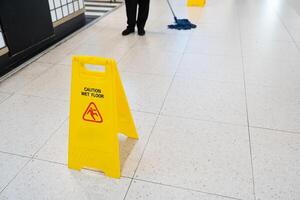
[48,0,85,27]
[0,25,8,56]
[0,27,5,49]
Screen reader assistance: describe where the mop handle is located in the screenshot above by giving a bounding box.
[166,0,177,20]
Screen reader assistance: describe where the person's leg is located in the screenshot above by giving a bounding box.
[137,0,150,35]
[123,0,138,35]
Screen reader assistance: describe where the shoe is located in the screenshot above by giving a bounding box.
[122,28,134,36]
[138,28,145,36]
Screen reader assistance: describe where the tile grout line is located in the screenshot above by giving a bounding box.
[14,89,299,138]
[32,117,69,158]
[121,114,160,200]
[122,31,190,200]
[130,109,158,115]
[0,91,12,95]
[0,53,48,83]
[0,158,32,195]
[159,113,249,127]
[32,157,68,167]
[0,151,32,160]
[0,117,69,195]
[250,125,300,136]
[14,93,70,103]
[236,5,257,200]
[6,62,71,101]
[0,61,60,101]
[132,178,244,200]
[121,63,179,197]
[135,111,300,136]
[116,35,140,64]
[0,92,14,105]
[273,8,300,51]
[159,113,300,135]
[4,155,241,200]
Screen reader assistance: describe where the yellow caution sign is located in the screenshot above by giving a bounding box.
[187,0,206,7]
[68,56,138,178]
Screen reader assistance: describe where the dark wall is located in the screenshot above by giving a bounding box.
[0,1,86,77]
[0,0,54,55]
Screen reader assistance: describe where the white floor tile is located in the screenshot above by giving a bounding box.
[126,180,234,200]
[0,62,53,93]
[242,40,300,62]
[119,112,157,177]
[245,58,300,88]
[57,54,73,67]
[291,29,300,43]
[0,95,69,156]
[192,22,240,41]
[71,26,137,60]
[185,36,241,56]
[35,120,69,165]
[0,160,131,200]
[83,27,138,48]
[96,21,127,31]
[176,53,244,83]
[69,26,102,40]
[197,6,239,24]
[276,6,300,25]
[247,85,300,133]
[121,72,172,114]
[70,43,132,62]
[18,64,71,101]
[0,153,29,192]
[251,128,300,200]
[53,39,84,55]
[239,21,293,42]
[133,33,189,53]
[0,92,10,103]
[95,14,127,29]
[135,116,254,200]
[119,47,182,76]
[36,50,69,65]
[284,20,300,42]
[237,4,279,23]
[198,15,239,26]
[59,26,124,65]
[241,27,293,42]
[162,77,247,125]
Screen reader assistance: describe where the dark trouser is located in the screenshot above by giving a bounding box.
[125,0,150,30]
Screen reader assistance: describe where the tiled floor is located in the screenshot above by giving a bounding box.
[0,0,300,199]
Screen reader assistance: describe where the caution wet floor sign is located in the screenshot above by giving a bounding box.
[187,0,205,7]
[68,56,138,178]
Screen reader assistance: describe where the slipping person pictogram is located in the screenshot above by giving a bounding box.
[82,102,103,123]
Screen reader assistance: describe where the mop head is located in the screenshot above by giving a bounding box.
[168,18,197,30]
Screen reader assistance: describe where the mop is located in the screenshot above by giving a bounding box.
[167,0,197,30]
